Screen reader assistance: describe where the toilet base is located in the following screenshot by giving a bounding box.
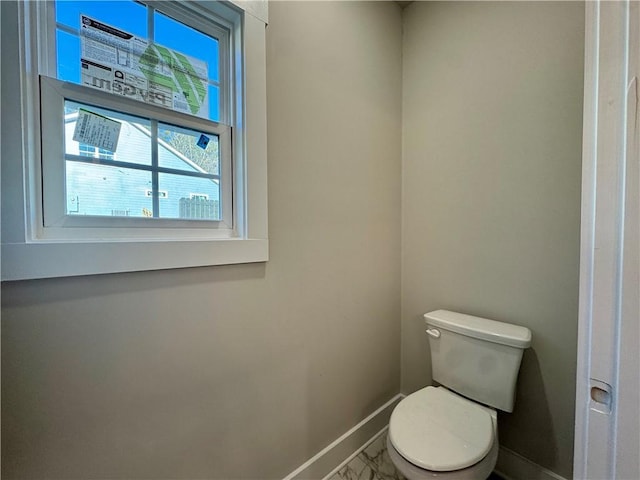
[386,434,498,480]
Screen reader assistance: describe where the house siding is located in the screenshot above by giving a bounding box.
[64,119,220,219]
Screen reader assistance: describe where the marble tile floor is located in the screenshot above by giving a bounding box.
[327,430,404,480]
[327,430,504,480]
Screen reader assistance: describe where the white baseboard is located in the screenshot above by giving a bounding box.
[282,394,403,480]
[495,446,568,480]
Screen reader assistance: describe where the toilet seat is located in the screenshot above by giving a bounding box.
[386,429,499,480]
[389,386,494,472]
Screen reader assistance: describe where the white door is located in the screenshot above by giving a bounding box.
[575,2,640,479]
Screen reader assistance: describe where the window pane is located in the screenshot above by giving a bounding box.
[209,85,220,122]
[158,123,219,175]
[154,11,219,82]
[158,173,220,220]
[66,162,152,217]
[57,29,80,83]
[154,10,219,121]
[64,100,152,166]
[56,1,147,38]
[55,1,148,89]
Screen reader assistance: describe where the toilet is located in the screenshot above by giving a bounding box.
[387,310,531,480]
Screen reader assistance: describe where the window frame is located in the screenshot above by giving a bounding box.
[0,0,269,280]
[46,0,232,230]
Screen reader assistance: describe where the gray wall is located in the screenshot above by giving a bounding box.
[1,2,402,478]
[401,2,583,478]
[3,1,585,479]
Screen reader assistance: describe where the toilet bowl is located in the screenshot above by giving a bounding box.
[386,310,531,480]
[387,386,499,480]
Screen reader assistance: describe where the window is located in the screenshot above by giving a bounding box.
[1,0,269,280]
[44,1,231,226]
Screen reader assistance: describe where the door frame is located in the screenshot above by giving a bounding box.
[575,1,640,478]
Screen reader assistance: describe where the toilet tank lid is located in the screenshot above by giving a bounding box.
[424,310,532,348]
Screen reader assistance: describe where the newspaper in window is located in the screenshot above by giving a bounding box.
[79,15,209,119]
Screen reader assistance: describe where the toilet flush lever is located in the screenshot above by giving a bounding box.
[426,328,441,339]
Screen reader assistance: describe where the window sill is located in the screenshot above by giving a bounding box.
[1,238,269,280]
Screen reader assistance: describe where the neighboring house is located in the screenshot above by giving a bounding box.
[64,112,220,220]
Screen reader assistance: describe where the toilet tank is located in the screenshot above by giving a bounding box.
[424,310,532,413]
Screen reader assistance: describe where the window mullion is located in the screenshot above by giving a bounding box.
[63,154,220,180]
[148,1,158,218]
[55,23,78,37]
[151,119,160,218]
[147,3,155,40]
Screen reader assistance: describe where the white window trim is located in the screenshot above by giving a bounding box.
[0,0,268,280]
